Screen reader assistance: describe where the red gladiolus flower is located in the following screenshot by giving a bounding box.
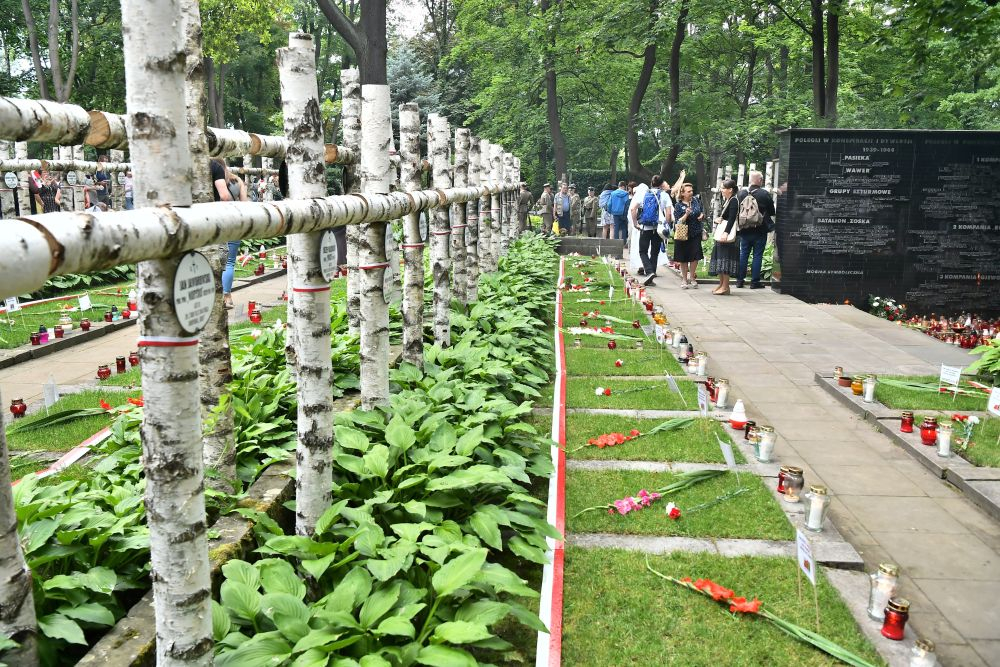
[99,399,111,410]
[729,597,762,614]
[630,429,641,436]
[694,579,734,601]
[953,414,968,422]
[127,397,144,407]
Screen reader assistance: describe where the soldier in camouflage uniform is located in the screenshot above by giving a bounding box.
[582,186,599,237]
[569,184,583,236]
[537,183,554,234]
[517,182,534,233]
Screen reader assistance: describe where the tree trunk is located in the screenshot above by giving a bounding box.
[452,128,470,305]
[0,398,36,666]
[278,33,335,535]
[429,114,452,347]
[779,45,789,96]
[181,0,237,492]
[358,82,393,409]
[540,0,567,183]
[204,57,218,127]
[810,0,826,120]
[20,0,49,100]
[626,38,657,182]
[609,144,619,185]
[660,0,689,180]
[466,137,481,302]
[740,45,758,117]
[215,63,226,126]
[399,102,424,367]
[122,0,212,662]
[341,68,362,334]
[825,0,840,127]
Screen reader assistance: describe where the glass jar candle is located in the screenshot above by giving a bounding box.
[116,356,127,374]
[97,364,111,380]
[755,426,776,462]
[129,351,140,367]
[250,309,263,324]
[714,379,729,408]
[573,337,582,349]
[122,309,131,319]
[255,263,265,276]
[867,562,899,621]
[833,366,844,381]
[59,314,73,331]
[777,466,791,494]
[104,311,113,323]
[783,467,805,503]
[634,339,643,351]
[687,355,698,374]
[696,353,708,376]
[80,318,91,331]
[38,325,48,344]
[54,325,64,339]
[30,332,40,346]
[936,423,953,458]
[880,597,910,640]
[910,639,937,667]
[247,301,257,317]
[862,375,877,403]
[9,399,27,419]
[900,411,914,433]
[850,376,864,396]
[804,485,830,531]
[672,330,682,349]
[919,417,938,446]
[743,420,757,441]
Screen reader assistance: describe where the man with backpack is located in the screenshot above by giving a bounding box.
[608,181,630,240]
[630,175,670,286]
[736,171,776,289]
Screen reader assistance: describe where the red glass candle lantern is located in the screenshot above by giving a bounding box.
[919,417,938,446]
[580,319,588,327]
[122,308,131,319]
[30,332,40,345]
[247,301,257,317]
[80,318,91,331]
[255,263,265,276]
[607,339,617,350]
[54,325,64,339]
[250,309,262,324]
[777,465,790,494]
[900,411,914,433]
[880,598,910,640]
[282,257,288,270]
[104,311,113,323]
[129,351,140,367]
[97,364,112,380]
[9,399,27,419]
[116,356,127,374]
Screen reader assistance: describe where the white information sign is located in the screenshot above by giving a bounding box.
[3,172,17,189]
[988,387,1000,417]
[697,383,709,416]
[117,172,126,185]
[716,435,737,469]
[66,171,78,185]
[43,375,59,409]
[796,529,817,586]
[940,364,962,387]
[4,296,20,313]
[665,373,681,396]
[608,286,614,299]
[172,252,216,334]
[78,294,92,312]
[319,229,339,282]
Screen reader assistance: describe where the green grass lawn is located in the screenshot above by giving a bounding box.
[963,417,1000,468]
[562,548,884,667]
[566,469,793,540]
[0,290,132,349]
[101,365,142,387]
[6,390,141,453]
[9,454,49,480]
[545,377,699,410]
[566,346,685,376]
[564,299,643,322]
[566,414,743,463]
[874,374,989,411]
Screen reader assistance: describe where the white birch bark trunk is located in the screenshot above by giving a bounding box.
[429,114,452,347]
[248,133,288,158]
[489,143,503,268]
[121,0,212,662]
[86,110,130,149]
[109,149,126,209]
[341,69,362,335]
[359,83,392,409]
[0,96,90,143]
[465,137,480,302]
[501,152,515,255]
[57,145,73,212]
[182,0,236,491]
[478,138,493,272]
[0,141,13,220]
[205,127,253,157]
[71,145,84,211]
[398,102,424,368]
[14,142,28,213]
[452,128,469,306]
[0,387,36,665]
[278,33,335,535]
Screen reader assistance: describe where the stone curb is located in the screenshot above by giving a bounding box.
[0,268,288,371]
[567,533,859,569]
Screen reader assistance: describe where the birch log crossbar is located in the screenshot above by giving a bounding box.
[0,186,509,302]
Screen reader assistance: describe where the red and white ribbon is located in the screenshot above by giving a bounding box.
[401,243,425,249]
[292,285,331,293]
[358,262,390,271]
[137,335,199,347]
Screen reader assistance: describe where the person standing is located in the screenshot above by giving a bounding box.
[582,186,599,237]
[537,182,554,234]
[36,171,61,213]
[568,184,583,235]
[517,182,533,233]
[210,158,241,310]
[631,175,667,286]
[554,182,572,235]
[123,171,134,210]
[93,155,111,206]
[598,182,615,240]
[736,171,775,289]
[673,183,705,288]
[608,181,630,241]
[708,179,740,295]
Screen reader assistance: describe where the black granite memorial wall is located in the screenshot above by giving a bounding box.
[774,128,1000,316]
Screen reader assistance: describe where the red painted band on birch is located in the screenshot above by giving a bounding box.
[401,243,425,249]
[292,286,331,293]
[451,224,468,229]
[137,336,199,347]
[358,262,390,270]
[431,230,452,236]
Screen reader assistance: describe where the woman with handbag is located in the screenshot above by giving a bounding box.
[672,183,704,289]
[709,179,740,295]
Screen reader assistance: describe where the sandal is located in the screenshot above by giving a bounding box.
[715,288,731,296]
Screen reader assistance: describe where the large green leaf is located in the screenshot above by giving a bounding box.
[258,559,307,600]
[385,415,417,451]
[416,644,477,667]
[432,620,492,644]
[38,614,86,645]
[359,582,401,629]
[468,511,502,550]
[431,549,487,598]
[215,633,291,667]
[220,580,262,624]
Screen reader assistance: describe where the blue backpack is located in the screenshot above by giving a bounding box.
[608,189,629,216]
[640,191,659,225]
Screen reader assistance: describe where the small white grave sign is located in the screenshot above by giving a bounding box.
[4,296,20,313]
[796,529,817,586]
[319,229,339,282]
[172,252,215,334]
[940,364,962,387]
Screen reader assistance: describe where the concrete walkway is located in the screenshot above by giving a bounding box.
[0,273,288,408]
[644,274,1000,666]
